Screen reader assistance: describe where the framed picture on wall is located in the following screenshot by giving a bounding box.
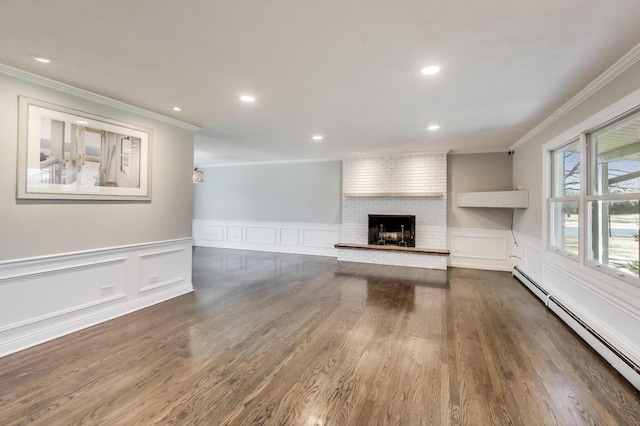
[16,96,152,200]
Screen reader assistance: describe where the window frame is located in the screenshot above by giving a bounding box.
[584,109,640,283]
[544,103,640,288]
[548,137,583,261]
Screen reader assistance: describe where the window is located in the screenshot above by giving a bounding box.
[549,139,580,256]
[587,111,640,277]
[548,109,640,282]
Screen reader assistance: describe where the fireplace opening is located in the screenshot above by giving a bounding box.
[368,214,416,247]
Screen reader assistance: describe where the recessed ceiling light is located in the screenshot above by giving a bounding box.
[312,135,323,141]
[172,106,182,112]
[30,55,51,63]
[427,125,440,131]
[240,95,256,103]
[421,65,440,75]
[76,120,88,125]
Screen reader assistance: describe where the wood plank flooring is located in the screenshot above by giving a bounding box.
[0,247,638,425]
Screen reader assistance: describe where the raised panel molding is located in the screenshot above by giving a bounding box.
[0,258,127,328]
[138,248,186,293]
[227,226,243,242]
[0,238,193,358]
[199,224,224,241]
[451,235,506,260]
[512,232,543,284]
[447,228,514,271]
[303,229,340,249]
[280,228,299,246]
[246,226,277,245]
[193,220,340,257]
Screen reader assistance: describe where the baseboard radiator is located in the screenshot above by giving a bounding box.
[513,266,640,390]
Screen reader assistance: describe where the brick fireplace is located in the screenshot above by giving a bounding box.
[337,153,448,269]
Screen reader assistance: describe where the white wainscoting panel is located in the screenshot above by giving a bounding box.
[0,238,193,358]
[199,224,224,241]
[227,226,243,242]
[246,226,277,245]
[280,228,299,246]
[0,258,127,328]
[512,232,543,284]
[194,220,340,257]
[138,248,186,293]
[303,229,340,249]
[447,228,514,271]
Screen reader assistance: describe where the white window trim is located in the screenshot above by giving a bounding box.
[548,138,581,260]
[543,86,640,288]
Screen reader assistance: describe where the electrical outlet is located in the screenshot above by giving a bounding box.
[148,275,159,284]
[100,285,114,295]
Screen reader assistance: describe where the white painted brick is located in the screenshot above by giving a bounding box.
[340,153,447,269]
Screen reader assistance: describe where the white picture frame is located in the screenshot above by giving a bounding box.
[17,96,152,200]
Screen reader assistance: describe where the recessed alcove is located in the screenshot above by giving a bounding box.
[368,214,415,247]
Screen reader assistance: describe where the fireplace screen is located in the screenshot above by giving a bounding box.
[368,214,416,247]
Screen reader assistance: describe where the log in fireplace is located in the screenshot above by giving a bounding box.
[368,214,416,247]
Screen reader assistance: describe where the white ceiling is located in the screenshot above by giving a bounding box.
[1,1,639,166]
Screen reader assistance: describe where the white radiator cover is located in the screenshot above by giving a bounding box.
[512,232,640,391]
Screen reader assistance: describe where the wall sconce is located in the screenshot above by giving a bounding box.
[193,168,204,183]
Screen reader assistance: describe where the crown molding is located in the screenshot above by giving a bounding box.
[197,149,454,168]
[342,150,450,161]
[448,146,509,155]
[198,157,343,168]
[0,63,202,133]
[510,42,640,151]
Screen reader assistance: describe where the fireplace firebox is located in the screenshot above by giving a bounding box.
[368,214,416,247]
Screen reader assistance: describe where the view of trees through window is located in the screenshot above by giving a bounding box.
[550,141,580,255]
[591,115,640,276]
[550,111,640,280]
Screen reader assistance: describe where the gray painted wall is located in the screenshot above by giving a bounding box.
[513,60,640,240]
[448,153,514,230]
[0,73,194,261]
[193,161,342,224]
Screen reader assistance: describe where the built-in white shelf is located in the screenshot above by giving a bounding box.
[343,192,443,197]
[457,190,528,208]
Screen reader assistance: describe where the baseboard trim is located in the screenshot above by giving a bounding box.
[513,266,548,300]
[513,266,640,389]
[0,284,192,358]
[193,220,340,258]
[450,262,512,272]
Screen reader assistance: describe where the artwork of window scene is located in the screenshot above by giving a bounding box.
[18,97,150,200]
[39,116,141,189]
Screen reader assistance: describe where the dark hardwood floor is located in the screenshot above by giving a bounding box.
[0,247,639,425]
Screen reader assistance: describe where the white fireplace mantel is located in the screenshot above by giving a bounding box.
[343,192,443,197]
